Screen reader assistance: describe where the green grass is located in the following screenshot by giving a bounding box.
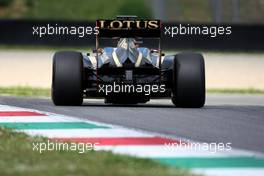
[1,0,263,24]
[0,86,264,98]
[0,127,194,176]
[207,88,264,94]
[0,44,92,52]
[0,0,152,20]
[0,86,50,97]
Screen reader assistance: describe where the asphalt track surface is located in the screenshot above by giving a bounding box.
[1,94,264,153]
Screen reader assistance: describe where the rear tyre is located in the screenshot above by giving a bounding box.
[172,52,205,108]
[52,51,84,106]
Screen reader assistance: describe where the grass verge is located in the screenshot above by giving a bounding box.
[0,86,50,97]
[0,127,193,176]
[0,44,92,52]
[207,88,264,94]
[0,86,264,97]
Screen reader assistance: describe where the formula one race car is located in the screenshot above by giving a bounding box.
[52,16,205,107]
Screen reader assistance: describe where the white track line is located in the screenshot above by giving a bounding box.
[193,168,264,176]
[20,129,154,138]
[96,145,257,158]
[0,116,82,122]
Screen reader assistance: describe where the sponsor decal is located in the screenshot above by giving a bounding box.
[97,20,160,30]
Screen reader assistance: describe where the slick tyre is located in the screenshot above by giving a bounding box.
[52,51,83,106]
[172,52,205,108]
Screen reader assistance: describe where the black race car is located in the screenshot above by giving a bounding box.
[52,16,205,107]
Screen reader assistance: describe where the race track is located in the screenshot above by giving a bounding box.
[0,94,264,153]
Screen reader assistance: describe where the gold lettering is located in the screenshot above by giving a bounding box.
[99,20,105,28]
[148,20,159,29]
[101,20,160,30]
[136,21,147,29]
[110,20,123,29]
[123,20,134,29]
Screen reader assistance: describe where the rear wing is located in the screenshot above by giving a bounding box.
[96,19,161,38]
